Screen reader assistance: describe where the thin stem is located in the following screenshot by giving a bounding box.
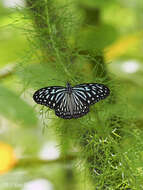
[15,155,76,168]
[45,1,72,78]
[0,63,16,79]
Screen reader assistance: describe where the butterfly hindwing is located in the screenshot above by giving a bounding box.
[55,106,89,119]
[55,93,89,119]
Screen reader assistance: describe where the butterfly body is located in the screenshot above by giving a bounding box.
[33,83,110,119]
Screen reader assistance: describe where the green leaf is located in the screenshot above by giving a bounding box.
[76,24,118,52]
[0,84,37,127]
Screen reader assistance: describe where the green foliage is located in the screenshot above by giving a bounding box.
[79,0,114,9]
[0,84,37,127]
[1,0,143,190]
[17,0,143,189]
[75,24,118,51]
[0,2,12,18]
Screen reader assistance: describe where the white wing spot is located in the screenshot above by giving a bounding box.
[92,91,96,95]
[96,85,102,89]
[84,87,90,91]
[39,91,44,95]
[51,89,55,94]
[87,92,91,97]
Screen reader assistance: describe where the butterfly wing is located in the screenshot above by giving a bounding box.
[55,92,89,119]
[33,83,110,119]
[72,83,110,105]
[33,86,66,109]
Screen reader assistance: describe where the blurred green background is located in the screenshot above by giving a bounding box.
[0,0,143,190]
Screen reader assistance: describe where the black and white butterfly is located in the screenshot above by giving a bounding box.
[33,83,110,119]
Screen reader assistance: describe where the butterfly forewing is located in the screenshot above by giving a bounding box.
[33,86,66,109]
[73,83,110,105]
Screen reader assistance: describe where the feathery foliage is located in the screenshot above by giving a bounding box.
[8,0,143,189]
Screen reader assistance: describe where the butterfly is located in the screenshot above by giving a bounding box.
[33,83,110,119]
